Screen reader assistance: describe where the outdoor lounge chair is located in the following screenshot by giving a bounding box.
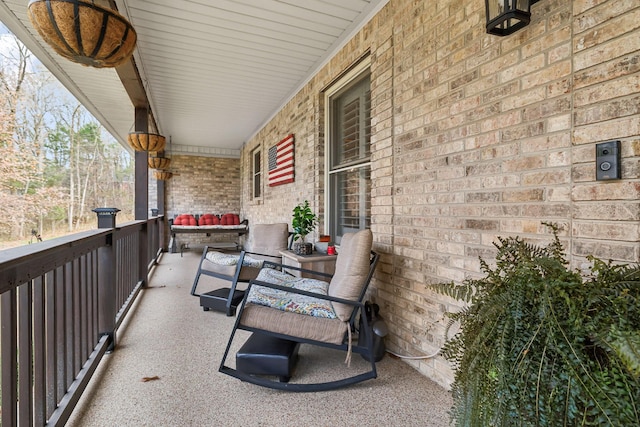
[219,229,379,391]
[190,223,290,316]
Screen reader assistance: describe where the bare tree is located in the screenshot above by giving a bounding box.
[0,30,134,246]
[0,34,37,238]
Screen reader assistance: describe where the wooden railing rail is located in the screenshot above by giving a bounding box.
[0,216,165,426]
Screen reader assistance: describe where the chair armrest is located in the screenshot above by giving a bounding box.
[252,260,334,280]
[242,250,282,261]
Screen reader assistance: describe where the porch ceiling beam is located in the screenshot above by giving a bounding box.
[93,0,158,131]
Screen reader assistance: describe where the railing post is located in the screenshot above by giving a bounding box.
[139,222,148,286]
[98,232,117,351]
[92,207,120,229]
[1,289,17,426]
[134,107,149,221]
[160,216,167,253]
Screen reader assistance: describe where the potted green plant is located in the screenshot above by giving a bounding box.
[430,223,639,426]
[291,200,318,255]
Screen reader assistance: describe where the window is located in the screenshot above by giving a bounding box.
[325,59,371,244]
[251,147,262,200]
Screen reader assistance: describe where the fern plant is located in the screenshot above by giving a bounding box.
[431,224,640,426]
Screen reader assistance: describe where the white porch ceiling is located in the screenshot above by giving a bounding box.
[0,0,388,157]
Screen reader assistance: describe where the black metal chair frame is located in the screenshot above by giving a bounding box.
[190,248,282,316]
[191,232,294,316]
[219,251,379,392]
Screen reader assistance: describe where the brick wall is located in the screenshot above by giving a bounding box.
[216,0,637,389]
[165,155,241,247]
[571,0,640,263]
[240,91,325,233]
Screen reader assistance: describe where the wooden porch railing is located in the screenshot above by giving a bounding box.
[0,216,165,426]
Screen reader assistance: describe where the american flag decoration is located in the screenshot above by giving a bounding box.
[268,134,295,186]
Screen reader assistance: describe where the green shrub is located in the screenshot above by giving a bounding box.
[431,224,640,426]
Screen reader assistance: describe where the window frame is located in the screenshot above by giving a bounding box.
[251,145,262,201]
[324,57,372,244]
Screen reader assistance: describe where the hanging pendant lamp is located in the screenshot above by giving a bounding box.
[127,132,166,152]
[148,155,171,170]
[150,135,173,180]
[27,0,137,68]
[153,170,173,180]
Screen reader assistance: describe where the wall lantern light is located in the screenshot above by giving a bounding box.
[485,0,540,36]
[28,0,137,68]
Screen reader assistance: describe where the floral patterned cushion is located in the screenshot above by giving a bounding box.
[246,268,337,319]
[205,251,264,268]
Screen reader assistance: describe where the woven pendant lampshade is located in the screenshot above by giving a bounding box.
[27,0,137,68]
[148,156,171,170]
[153,170,173,180]
[127,132,166,152]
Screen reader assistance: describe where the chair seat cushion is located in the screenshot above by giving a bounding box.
[240,304,348,345]
[205,251,264,268]
[246,269,337,319]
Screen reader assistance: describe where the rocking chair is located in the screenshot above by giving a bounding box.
[219,229,379,391]
[190,223,290,316]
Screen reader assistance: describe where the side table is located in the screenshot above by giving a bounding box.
[279,250,337,280]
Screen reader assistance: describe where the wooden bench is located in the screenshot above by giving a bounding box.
[169,219,248,254]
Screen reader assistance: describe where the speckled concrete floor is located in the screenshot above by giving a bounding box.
[67,251,452,427]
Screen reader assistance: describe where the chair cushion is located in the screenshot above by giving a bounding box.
[328,229,373,321]
[246,269,337,318]
[240,304,348,345]
[205,251,264,268]
[249,223,289,257]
